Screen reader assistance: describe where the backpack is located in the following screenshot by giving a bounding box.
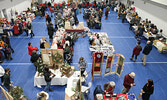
[93,85,104,97]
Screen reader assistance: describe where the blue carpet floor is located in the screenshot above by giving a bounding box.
[1,8,167,100]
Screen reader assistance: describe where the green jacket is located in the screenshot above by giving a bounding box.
[3,73,10,86]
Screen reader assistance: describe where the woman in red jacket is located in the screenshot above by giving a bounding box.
[130,42,142,62]
[13,23,19,36]
[28,42,38,56]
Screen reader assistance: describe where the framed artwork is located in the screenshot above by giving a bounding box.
[115,55,125,77]
[92,52,104,81]
[104,55,114,76]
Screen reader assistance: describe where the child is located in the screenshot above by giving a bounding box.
[130,42,142,62]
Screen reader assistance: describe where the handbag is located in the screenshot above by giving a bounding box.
[28,29,31,34]
[138,93,142,99]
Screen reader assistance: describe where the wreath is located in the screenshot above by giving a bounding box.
[52,52,63,63]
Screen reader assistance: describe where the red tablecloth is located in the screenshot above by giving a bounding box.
[94,94,128,100]
[65,29,84,32]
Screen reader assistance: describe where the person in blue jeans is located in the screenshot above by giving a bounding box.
[43,67,55,92]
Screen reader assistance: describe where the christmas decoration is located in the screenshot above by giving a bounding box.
[10,86,27,100]
[52,52,63,63]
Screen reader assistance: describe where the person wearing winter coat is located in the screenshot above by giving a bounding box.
[27,21,35,38]
[105,6,110,20]
[121,72,135,94]
[140,79,154,100]
[47,23,55,40]
[130,42,142,62]
[31,50,41,70]
[142,41,152,65]
[28,42,38,56]
[1,35,14,53]
[13,23,19,36]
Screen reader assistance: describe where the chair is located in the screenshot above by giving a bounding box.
[81,82,92,99]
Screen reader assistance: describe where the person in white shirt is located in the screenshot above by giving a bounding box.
[95,36,101,46]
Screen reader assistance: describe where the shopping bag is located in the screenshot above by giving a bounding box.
[28,29,31,34]
[44,41,50,48]
[138,93,142,99]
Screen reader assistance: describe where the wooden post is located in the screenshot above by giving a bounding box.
[0,86,14,100]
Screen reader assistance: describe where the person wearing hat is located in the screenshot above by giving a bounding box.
[36,91,49,100]
[121,72,135,94]
[104,81,115,94]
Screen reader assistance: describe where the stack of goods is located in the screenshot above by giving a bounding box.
[60,64,74,78]
[65,21,72,29]
[76,22,84,29]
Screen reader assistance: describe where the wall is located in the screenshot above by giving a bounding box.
[0,0,31,20]
[120,0,167,36]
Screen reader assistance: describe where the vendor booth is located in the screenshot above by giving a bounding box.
[88,32,115,56]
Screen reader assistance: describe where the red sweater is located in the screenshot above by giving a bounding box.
[13,24,19,34]
[28,46,38,56]
[123,74,134,89]
[133,45,142,56]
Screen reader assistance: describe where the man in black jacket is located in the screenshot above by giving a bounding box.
[142,41,152,66]
[47,22,55,40]
[43,67,55,92]
[1,35,14,53]
[31,50,41,70]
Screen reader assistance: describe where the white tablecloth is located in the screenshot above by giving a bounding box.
[34,69,80,88]
[143,32,156,39]
[88,32,115,56]
[0,65,5,77]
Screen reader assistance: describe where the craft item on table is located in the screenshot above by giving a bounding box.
[36,58,44,76]
[76,22,84,29]
[44,41,50,48]
[52,52,63,63]
[96,94,104,100]
[65,21,72,29]
[60,65,74,78]
[53,64,59,70]
[42,54,50,65]
[10,86,28,100]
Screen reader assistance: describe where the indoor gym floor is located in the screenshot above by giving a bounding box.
[0,8,167,100]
